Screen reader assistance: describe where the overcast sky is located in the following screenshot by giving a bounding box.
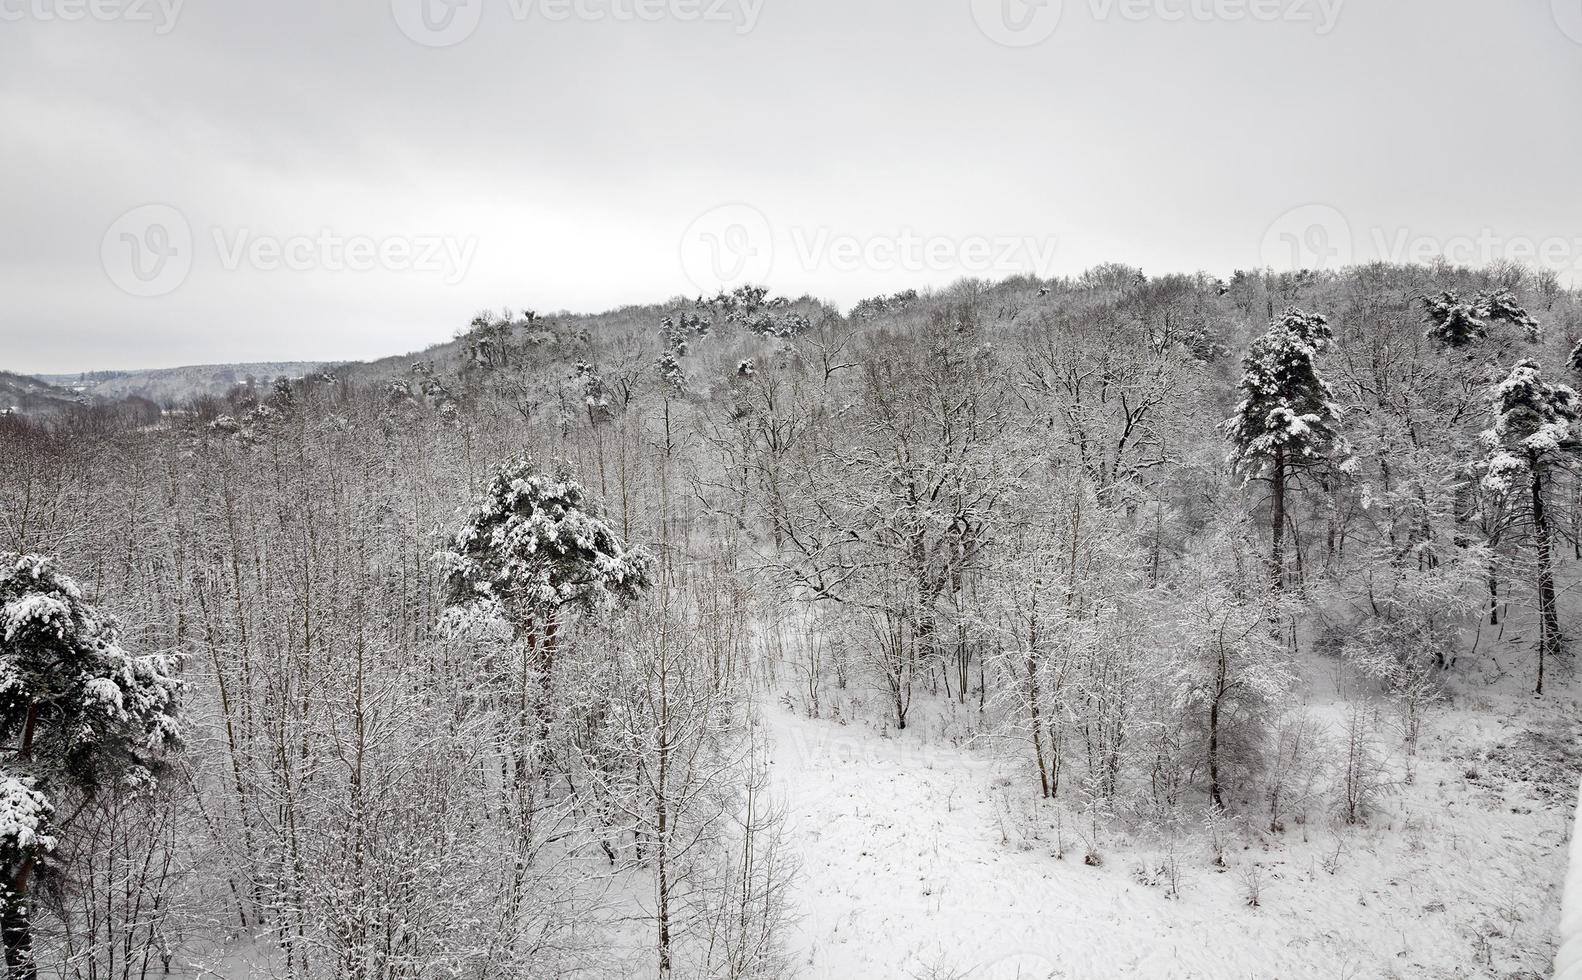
[3,0,1580,374]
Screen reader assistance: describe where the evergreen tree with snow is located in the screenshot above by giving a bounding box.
[440,460,651,775]
[442,461,652,624]
[1225,308,1340,591]
[1421,292,1487,347]
[657,316,696,396]
[573,360,614,425]
[1478,359,1580,694]
[0,555,181,978]
[656,346,686,396]
[1569,338,1582,378]
[1422,289,1540,348]
[1477,289,1541,341]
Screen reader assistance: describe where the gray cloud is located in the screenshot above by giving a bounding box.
[2,0,1579,372]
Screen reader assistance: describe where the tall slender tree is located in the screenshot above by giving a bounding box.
[440,460,652,775]
[1479,359,1580,694]
[1226,308,1340,591]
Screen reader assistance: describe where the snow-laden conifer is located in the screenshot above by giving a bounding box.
[441,461,652,628]
[0,554,181,977]
[1477,359,1579,693]
[1423,288,1540,347]
[1225,308,1340,590]
[440,459,652,783]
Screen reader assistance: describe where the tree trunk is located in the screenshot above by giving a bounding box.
[1208,647,1226,809]
[1270,449,1287,593]
[3,859,37,980]
[5,704,40,980]
[1532,462,1559,696]
[656,803,672,979]
[655,626,673,979]
[1026,638,1050,798]
[955,623,969,706]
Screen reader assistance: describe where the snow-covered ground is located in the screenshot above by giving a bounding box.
[765,680,1578,979]
[180,651,1582,980]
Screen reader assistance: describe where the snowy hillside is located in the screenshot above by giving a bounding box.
[4,270,1580,980]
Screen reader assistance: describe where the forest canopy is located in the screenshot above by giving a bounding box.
[2,260,1578,978]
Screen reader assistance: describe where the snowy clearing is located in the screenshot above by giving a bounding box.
[766,686,1575,980]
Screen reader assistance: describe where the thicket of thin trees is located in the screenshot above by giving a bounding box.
[0,261,1578,976]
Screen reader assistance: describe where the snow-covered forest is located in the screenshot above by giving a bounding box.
[3,263,1581,979]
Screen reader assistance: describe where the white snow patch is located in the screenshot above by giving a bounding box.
[765,701,1568,978]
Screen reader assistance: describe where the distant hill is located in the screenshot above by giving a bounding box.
[333,294,836,389]
[0,371,86,418]
[21,293,829,410]
[36,362,324,405]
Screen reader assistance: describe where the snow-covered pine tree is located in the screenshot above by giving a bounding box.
[0,555,181,978]
[1421,292,1488,348]
[440,460,652,774]
[1225,308,1340,591]
[1569,338,1582,378]
[1422,289,1541,348]
[657,317,691,396]
[1478,359,1580,694]
[442,461,652,622]
[1477,289,1541,342]
[573,360,614,425]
